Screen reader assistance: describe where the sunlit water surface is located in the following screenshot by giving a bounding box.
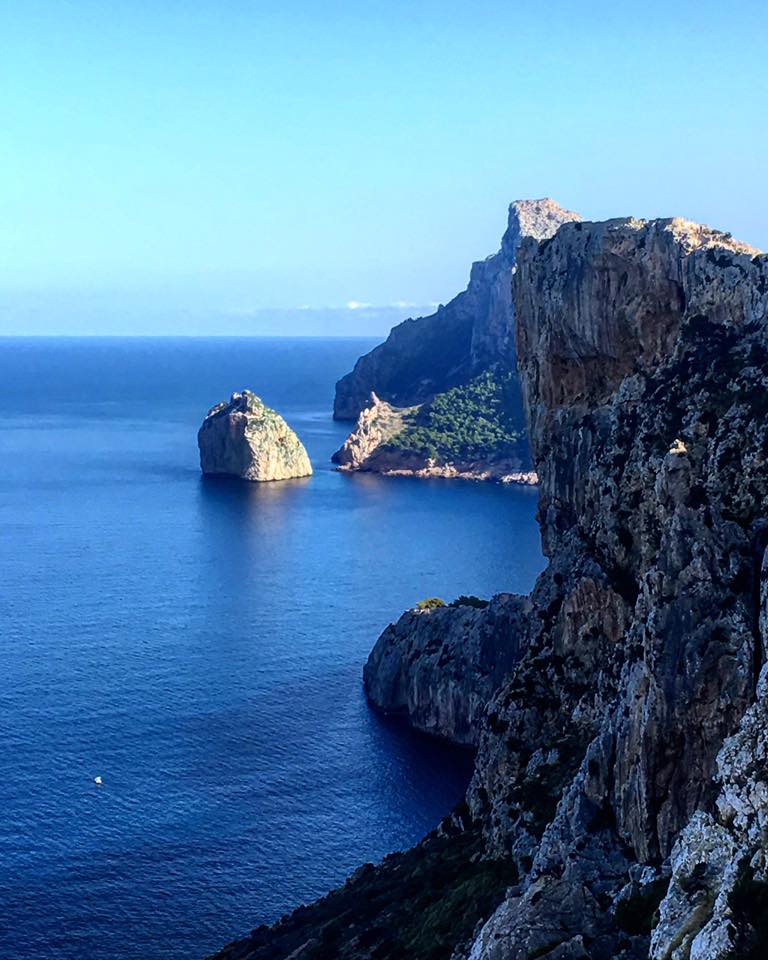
[0,338,544,959]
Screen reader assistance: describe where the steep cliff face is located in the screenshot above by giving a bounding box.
[464,218,767,959]
[211,216,768,960]
[198,391,313,482]
[332,199,581,421]
[363,594,530,746]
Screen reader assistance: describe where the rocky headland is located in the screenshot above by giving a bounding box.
[331,199,580,483]
[212,214,768,960]
[331,392,537,484]
[198,390,312,482]
[363,594,531,747]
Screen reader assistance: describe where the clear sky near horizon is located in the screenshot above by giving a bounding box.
[1,0,766,335]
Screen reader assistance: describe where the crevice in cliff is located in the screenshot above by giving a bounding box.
[749,520,768,693]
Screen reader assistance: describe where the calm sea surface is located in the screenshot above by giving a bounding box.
[0,338,544,959]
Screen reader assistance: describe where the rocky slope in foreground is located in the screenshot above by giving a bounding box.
[212,216,768,960]
[198,390,312,482]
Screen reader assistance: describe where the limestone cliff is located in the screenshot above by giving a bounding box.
[198,391,312,482]
[332,199,581,421]
[464,217,766,959]
[363,594,530,746]
[211,215,768,960]
[331,392,418,470]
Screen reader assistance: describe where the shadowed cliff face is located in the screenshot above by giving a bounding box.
[332,199,581,421]
[211,218,768,960]
[363,594,531,746]
[466,218,768,959]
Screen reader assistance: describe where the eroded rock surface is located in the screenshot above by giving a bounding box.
[333,199,581,421]
[198,390,312,482]
[211,215,768,960]
[363,594,530,746]
[463,217,767,959]
[331,392,416,469]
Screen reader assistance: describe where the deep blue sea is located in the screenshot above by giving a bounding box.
[0,338,544,960]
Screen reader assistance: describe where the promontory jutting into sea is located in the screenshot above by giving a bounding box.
[4,5,765,959]
[5,192,768,960]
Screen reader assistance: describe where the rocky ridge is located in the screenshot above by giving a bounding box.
[198,390,313,482]
[211,215,768,960]
[332,392,418,470]
[332,199,581,422]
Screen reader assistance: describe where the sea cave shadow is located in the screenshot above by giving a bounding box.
[363,702,476,802]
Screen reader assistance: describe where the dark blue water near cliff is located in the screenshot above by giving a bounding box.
[0,338,544,960]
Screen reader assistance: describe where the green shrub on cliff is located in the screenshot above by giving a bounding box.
[386,369,524,465]
[416,597,446,610]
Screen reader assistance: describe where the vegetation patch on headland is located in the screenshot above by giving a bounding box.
[384,370,525,466]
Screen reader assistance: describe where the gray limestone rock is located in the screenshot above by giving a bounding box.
[363,594,530,746]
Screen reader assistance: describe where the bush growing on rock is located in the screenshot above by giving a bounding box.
[416,598,446,611]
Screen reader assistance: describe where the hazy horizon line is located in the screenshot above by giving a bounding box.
[0,332,386,339]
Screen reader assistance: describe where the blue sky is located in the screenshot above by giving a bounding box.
[1,0,766,335]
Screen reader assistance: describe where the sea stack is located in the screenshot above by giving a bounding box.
[198,391,313,482]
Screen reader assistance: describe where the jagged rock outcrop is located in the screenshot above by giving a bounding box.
[650,661,768,960]
[331,392,416,469]
[363,594,530,746]
[332,199,581,421]
[211,214,768,960]
[198,390,312,482]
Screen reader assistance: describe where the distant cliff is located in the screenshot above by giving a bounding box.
[333,198,581,422]
[212,215,768,960]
